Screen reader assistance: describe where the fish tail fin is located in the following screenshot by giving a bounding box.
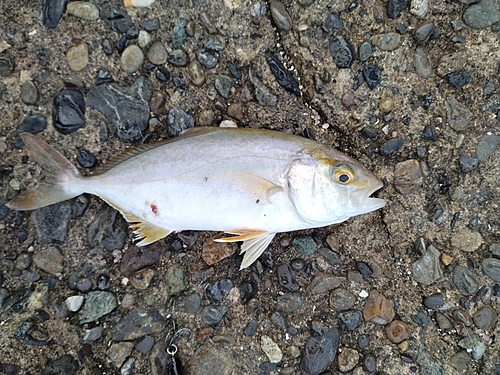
[7,133,85,210]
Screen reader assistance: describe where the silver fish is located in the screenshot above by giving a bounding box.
[7,127,386,268]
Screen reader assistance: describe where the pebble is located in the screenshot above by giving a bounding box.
[40,355,78,375]
[201,305,229,325]
[448,72,471,89]
[318,247,341,265]
[244,319,258,336]
[171,19,187,48]
[199,12,217,34]
[101,3,132,33]
[338,310,363,331]
[168,49,188,67]
[15,115,47,147]
[337,348,359,372]
[185,344,236,375]
[423,293,444,309]
[197,49,218,69]
[43,0,69,28]
[87,77,152,142]
[329,288,356,311]
[363,290,395,325]
[329,32,355,68]
[435,312,453,330]
[120,45,144,73]
[453,265,480,296]
[276,292,303,313]
[325,13,343,29]
[387,0,409,18]
[239,281,258,304]
[445,96,472,132]
[146,41,167,65]
[119,242,163,277]
[362,65,381,90]
[269,0,292,31]
[463,0,500,29]
[76,278,92,292]
[31,201,73,244]
[412,310,430,326]
[76,149,97,168]
[53,89,86,134]
[292,235,316,256]
[20,81,39,105]
[358,41,373,62]
[261,335,282,363]
[249,69,277,106]
[308,274,345,294]
[265,51,300,96]
[187,61,206,87]
[166,106,194,136]
[108,342,133,368]
[77,291,117,324]
[410,0,428,17]
[66,43,89,72]
[135,336,155,355]
[417,347,444,375]
[477,134,500,161]
[453,309,473,326]
[164,264,188,297]
[394,159,423,194]
[414,47,433,78]
[83,325,103,341]
[67,1,100,20]
[202,238,235,265]
[412,245,443,285]
[110,307,164,341]
[87,206,127,250]
[215,75,232,99]
[414,22,435,43]
[371,33,401,51]
[149,91,167,115]
[473,305,497,330]
[0,56,15,77]
[206,279,233,302]
[277,263,299,292]
[300,326,340,375]
[482,258,500,282]
[378,97,394,113]
[14,253,31,270]
[450,229,482,251]
[130,268,154,290]
[380,138,404,156]
[65,295,84,312]
[227,103,244,120]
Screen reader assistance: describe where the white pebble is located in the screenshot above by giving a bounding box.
[124,0,155,7]
[65,295,84,312]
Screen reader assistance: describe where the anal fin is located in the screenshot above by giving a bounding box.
[100,198,171,246]
[215,230,276,269]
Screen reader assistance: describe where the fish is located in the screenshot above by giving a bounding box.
[7,127,386,269]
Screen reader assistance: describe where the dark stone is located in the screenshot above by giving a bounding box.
[31,201,73,244]
[87,77,152,142]
[380,138,404,156]
[41,355,78,375]
[206,279,233,302]
[277,263,299,291]
[115,35,127,54]
[100,2,132,34]
[53,89,86,135]
[423,293,444,309]
[155,67,171,83]
[197,49,218,69]
[0,56,15,77]
[239,281,258,304]
[338,310,363,330]
[325,13,343,29]
[356,261,373,275]
[120,242,164,277]
[76,149,97,168]
[102,39,113,55]
[96,70,114,85]
[139,18,160,31]
[414,22,436,43]
[227,61,242,80]
[110,307,165,340]
[422,125,438,141]
[265,51,300,96]
[168,50,188,67]
[172,75,186,91]
[42,0,69,28]
[201,305,229,325]
[166,106,194,136]
[126,26,139,40]
[459,155,478,173]
[448,72,471,89]
[300,327,340,375]
[15,115,47,148]
[362,65,382,90]
[87,206,128,251]
[361,127,378,138]
[387,0,409,19]
[329,32,356,69]
[244,319,258,336]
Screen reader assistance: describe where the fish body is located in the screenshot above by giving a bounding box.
[7,128,386,268]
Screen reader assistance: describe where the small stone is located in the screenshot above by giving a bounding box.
[341,92,358,108]
[300,326,340,375]
[453,265,480,296]
[202,237,235,265]
[269,0,292,31]
[65,295,84,312]
[450,229,482,251]
[76,278,92,292]
[249,69,277,106]
[53,89,86,134]
[387,0,409,19]
[83,326,103,341]
[386,320,410,343]
[358,41,373,62]
[337,347,359,372]
[482,258,500,282]
[15,115,47,147]
[146,41,167,65]
[40,355,78,375]
[410,0,428,17]
[168,49,188,67]
[277,264,299,292]
[308,274,345,294]
[362,65,381,90]
[394,159,423,194]
[448,72,471,89]
[423,293,444,309]
[265,51,300,96]
[201,305,229,325]
[435,312,453,330]
[338,310,363,331]
[206,279,233,302]
[120,45,144,73]
[363,290,395,325]
[215,75,233,99]
[33,247,64,275]
[292,235,316,256]
[276,292,303,313]
[414,22,435,43]
[108,342,133,368]
[414,46,433,79]
[199,12,218,34]
[171,19,187,48]
[412,245,443,285]
[477,134,500,162]
[188,61,205,86]
[380,138,404,156]
[76,149,97,168]
[227,103,244,120]
[371,33,401,51]
[463,0,500,29]
[149,91,167,116]
[473,305,497,330]
[101,3,132,33]
[318,247,341,265]
[130,268,155,290]
[329,288,356,311]
[20,81,39,105]
[261,335,282,363]
[136,336,155,354]
[43,0,69,28]
[66,43,89,72]
[111,307,164,340]
[379,97,394,112]
[166,106,194,136]
[329,32,356,68]
[165,264,188,297]
[87,206,127,251]
[453,309,473,326]
[78,291,118,324]
[445,96,472,132]
[67,1,100,20]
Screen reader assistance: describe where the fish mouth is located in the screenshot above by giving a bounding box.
[362,180,386,211]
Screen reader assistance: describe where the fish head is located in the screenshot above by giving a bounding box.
[286,148,386,226]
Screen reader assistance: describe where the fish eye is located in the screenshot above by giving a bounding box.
[332,166,354,185]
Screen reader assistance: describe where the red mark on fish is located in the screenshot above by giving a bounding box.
[150,204,158,215]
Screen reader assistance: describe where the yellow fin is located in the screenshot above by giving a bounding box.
[100,198,171,245]
[231,172,283,203]
[215,230,276,269]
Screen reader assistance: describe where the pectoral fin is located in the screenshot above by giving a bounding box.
[215,230,276,269]
[231,172,283,203]
[100,198,171,246]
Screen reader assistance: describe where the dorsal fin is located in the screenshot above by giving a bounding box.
[93,127,220,175]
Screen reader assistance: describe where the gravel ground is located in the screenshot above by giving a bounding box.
[1,0,500,374]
